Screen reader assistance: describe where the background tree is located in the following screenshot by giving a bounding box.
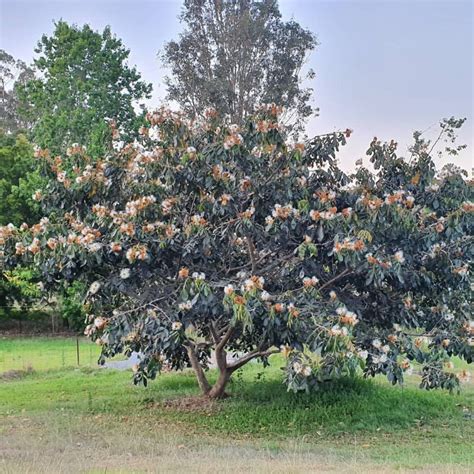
[1,108,472,398]
[0,132,42,227]
[0,50,35,133]
[18,21,152,157]
[162,0,317,133]
[0,132,44,324]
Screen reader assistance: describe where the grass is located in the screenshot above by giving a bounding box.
[0,337,473,472]
[0,336,125,372]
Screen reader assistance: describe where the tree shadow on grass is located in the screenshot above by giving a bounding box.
[159,374,470,438]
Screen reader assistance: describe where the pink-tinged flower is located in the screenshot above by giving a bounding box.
[458,370,471,384]
[341,207,352,218]
[178,267,189,279]
[32,190,43,201]
[452,265,469,276]
[110,242,122,254]
[27,238,41,254]
[243,275,265,292]
[94,316,107,330]
[220,194,232,206]
[84,324,96,336]
[303,276,319,288]
[280,345,292,358]
[224,284,234,296]
[15,242,26,255]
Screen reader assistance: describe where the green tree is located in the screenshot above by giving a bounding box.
[1,110,472,398]
[0,132,42,226]
[162,0,317,133]
[0,132,43,322]
[18,21,152,157]
[0,49,35,133]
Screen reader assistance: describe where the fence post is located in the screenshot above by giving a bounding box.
[76,337,80,366]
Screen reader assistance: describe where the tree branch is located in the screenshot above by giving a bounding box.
[319,268,352,291]
[216,325,235,352]
[228,348,279,372]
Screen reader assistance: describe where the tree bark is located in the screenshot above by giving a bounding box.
[186,346,211,394]
[207,368,231,399]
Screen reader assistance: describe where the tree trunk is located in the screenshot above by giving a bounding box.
[186,346,211,394]
[207,369,231,399]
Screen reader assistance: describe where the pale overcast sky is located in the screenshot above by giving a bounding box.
[1,0,472,171]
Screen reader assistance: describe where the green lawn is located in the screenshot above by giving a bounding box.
[0,336,117,372]
[0,338,473,472]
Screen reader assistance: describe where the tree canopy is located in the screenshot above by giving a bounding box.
[162,0,317,133]
[0,49,35,134]
[17,21,152,157]
[1,107,472,398]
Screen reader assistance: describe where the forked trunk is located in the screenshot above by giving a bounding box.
[207,369,231,399]
[186,346,211,394]
[187,344,232,399]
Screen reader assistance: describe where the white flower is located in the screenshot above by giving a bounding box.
[186,146,196,154]
[261,291,272,301]
[178,301,193,311]
[381,345,390,354]
[89,281,101,295]
[224,284,234,296]
[293,362,303,374]
[329,291,337,301]
[88,243,102,252]
[302,366,312,377]
[444,312,454,322]
[393,323,401,332]
[336,306,347,316]
[358,350,369,360]
[172,321,183,331]
[120,268,131,279]
[372,339,382,349]
[192,272,206,281]
[394,251,405,264]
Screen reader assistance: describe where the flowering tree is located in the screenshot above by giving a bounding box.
[0,108,472,398]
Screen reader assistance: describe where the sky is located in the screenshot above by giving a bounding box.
[1,0,472,171]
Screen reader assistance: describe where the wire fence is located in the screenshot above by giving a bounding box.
[0,336,104,374]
